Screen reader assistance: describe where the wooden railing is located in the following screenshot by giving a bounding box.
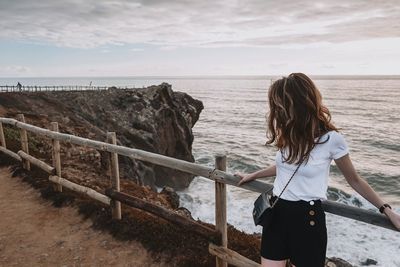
[0,115,397,267]
[0,85,132,92]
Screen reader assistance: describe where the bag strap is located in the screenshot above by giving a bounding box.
[270,136,321,208]
[270,156,304,208]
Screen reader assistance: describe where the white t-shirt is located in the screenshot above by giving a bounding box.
[272,130,349,201]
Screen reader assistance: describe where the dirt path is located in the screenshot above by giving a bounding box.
[0,167,166,267]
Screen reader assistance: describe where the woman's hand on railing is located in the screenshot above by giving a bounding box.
[234,166,276,186]
[384,208,400,231]
[234,172,254,186]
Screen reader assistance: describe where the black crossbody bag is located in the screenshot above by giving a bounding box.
[252,152,308,227]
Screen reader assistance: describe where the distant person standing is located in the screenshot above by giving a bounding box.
[17,82,22,92]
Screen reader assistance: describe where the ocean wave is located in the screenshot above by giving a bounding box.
[368,140,400,152]
[330,165,400,200]
[327,187,364,207]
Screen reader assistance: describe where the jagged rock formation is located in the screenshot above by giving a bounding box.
[0,83,203,190]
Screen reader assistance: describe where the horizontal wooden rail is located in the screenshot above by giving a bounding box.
[105,189,221,244]
[321,201,395,229]
[0,117,397,232]
[0,146,22,161]
[209,243,260,267]
[0,118,271,190]
[49,175,111,205]
[18,150,55,174]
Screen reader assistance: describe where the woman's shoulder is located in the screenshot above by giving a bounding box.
[326,130,346,141]
[321,130,349,159]
[315,130,347,149]
[318,130,345,141]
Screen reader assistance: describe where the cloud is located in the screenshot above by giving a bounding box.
[0,65,32,76]
[4,65,31,73]
[0,0,399,49]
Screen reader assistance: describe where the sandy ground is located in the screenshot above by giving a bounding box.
[0,167,167,267]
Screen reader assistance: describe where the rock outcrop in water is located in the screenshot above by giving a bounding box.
[0,83,203,190]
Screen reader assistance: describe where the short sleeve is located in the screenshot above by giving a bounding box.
[329,131,349,160]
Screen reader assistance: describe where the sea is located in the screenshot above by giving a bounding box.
[1,76,399,266]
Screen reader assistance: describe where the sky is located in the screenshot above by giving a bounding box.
[0,0,399,77]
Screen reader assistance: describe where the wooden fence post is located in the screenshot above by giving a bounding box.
[51,122,62,192]
[17,114,30,170]
[107,132,122,220]
[0,122,6,148]
[215,155,227,267]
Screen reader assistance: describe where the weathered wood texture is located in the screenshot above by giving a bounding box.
[51,122,62,192]
[215,155,228,267]
[17,150,55,174]
[105,189,222,244]
[321,201,395,229]
[0,146,22,161]
[17,114,30,170]
[209,243,260,267]
[49,175,111,205]
[0,117,273,192]
[107,132,121,220]
[0,122,6,148]
[0,117,397,232]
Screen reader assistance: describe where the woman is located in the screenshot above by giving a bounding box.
[235,73,400,267]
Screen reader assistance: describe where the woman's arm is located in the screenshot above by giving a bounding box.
[335,154,400,230]
[235,165,276,186]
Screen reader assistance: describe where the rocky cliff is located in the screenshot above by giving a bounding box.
[0,83,203,190]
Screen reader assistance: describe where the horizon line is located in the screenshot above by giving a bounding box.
[2,74,400,79]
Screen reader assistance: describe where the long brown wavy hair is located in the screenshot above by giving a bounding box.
[266,73,338,164]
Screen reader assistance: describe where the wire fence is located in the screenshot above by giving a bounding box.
[0,85,134,92]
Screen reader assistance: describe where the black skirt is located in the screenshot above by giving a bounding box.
[260,196,327,267]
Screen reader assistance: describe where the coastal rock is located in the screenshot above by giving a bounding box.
[0,83,203,190]
[160,186,180,209]
[326,257,354,267]
[360,258,378,266]
[175,207,193,220]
